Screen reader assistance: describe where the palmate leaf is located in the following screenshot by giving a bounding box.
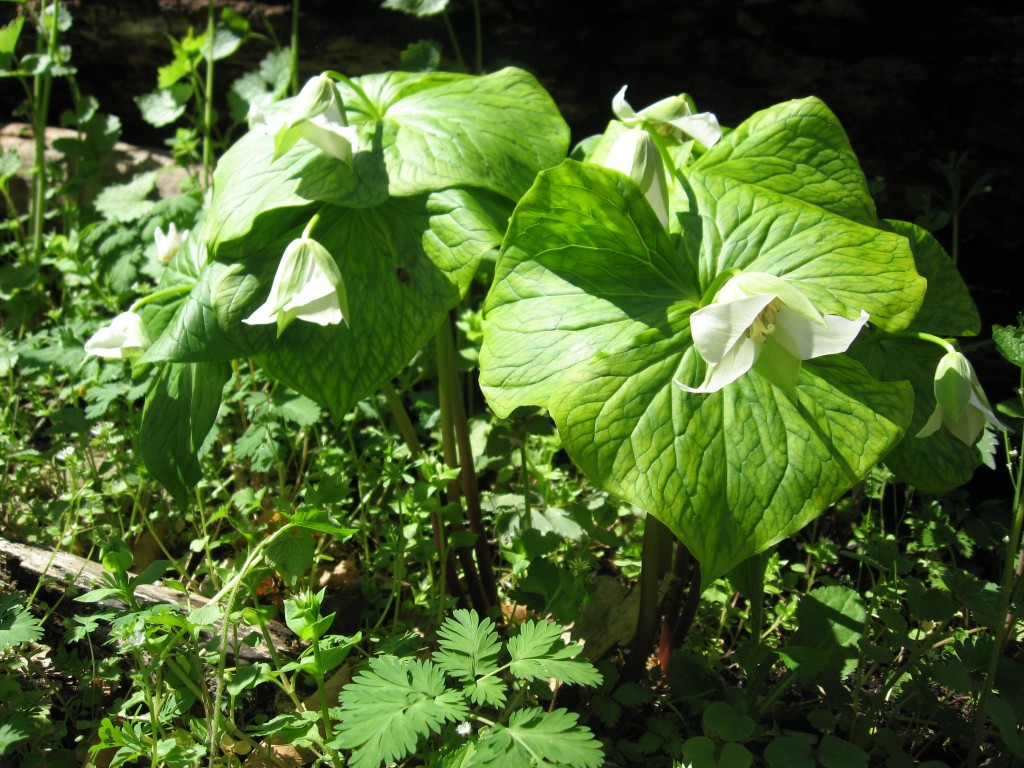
[434,610,502,680]
[337,656,469,768]
[434,609,505,706]
[468,708,604,768]
[507,620,601,687]
[480,159,921,583]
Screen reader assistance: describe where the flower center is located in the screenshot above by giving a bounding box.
[747,298,781,343]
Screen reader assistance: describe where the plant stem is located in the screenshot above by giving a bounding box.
[312,638,344,766]
[970,369,1024,764]
[380,380,423,456]
[30,0,58,264]
[290,0,301,95]
[436,322,489,613]
[202,0,216,189]
[623,514,675,681]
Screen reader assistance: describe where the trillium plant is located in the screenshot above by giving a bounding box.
[92,64,1000,665]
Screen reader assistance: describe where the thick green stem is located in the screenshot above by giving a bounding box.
[312,639,343,766]
[29,0,58,264]
[202,0,216,189]
[623,514,675,681]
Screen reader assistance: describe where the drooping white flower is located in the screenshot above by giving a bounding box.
[917,349,1004,446]
[243,234,349,336]
[154,222,188,264]
[601,127,670,228]
[676,272,869,394]
[84,312,151,359]
[613,85,722,148]
[249,72,359,161]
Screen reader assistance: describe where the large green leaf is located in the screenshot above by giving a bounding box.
[884,219,980,336]
[481,160,919,582]
[206,67,568,251]
[335,67,569,201]
[687,172,923,330]
[150,188,511,417]
[139,362,230,503]
[694,97,878,226]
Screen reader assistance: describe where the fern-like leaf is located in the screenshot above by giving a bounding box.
[0,594,42,653]
[507,621,602,687]
[468,707,604,768]
[337,655,469,768]
[434,609,502,680]
[434,609,507,706]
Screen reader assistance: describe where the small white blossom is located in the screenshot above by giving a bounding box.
[84,312,151,359]
[243,234,348,336]
[250,73,359,161]
[602,127,670,228]
[917,349,1004,446]
[56,445,75,461]
[613,85,722,148]
[456,722,472,738]
[154,223,188,264]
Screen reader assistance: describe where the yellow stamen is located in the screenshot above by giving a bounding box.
[747,299,781,343]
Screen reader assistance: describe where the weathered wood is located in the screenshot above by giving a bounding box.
[0,535,296,661]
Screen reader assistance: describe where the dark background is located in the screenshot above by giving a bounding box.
[6,0,1023,379]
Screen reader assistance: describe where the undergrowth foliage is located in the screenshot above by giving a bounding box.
[2,1,1024,767]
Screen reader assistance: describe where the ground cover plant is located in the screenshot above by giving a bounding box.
[2,1,1024,766]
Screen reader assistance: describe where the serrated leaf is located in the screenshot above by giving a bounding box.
[136,84,191,128]
[228,48,291,122]
[0,722,28,755]
[993,322,1024,369]
[779,586,867,683]
[0,594,43,652]
[234,422,280,472]
[464,675,507,707]
[281,508,357,538]
[507,620,601,687]
[94,171,157,223]
[468,708,604,768]
[264,528,315,579]
[337,656,469,768]
[434,609,502,682]
[400,39,442,72]
[274,391,322,426]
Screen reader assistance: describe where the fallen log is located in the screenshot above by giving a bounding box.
[0,535,295,661]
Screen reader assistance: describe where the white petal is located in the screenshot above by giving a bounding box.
[611,86,638,122]
[84,312,149,358]
[668,112,722,147]
[676,332,760,393]
[298,119,357,161]
[772,308,868,360]
[689,293,777,363]
[293,292,343,326]
[602,128,669,228]
[915,403,944,438]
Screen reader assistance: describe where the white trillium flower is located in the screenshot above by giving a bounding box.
[154,222,188,264]
[613,85,722,148]
[602,127,670,228]
[249,73,359,161]
[243,234,349,336]
[676,272,869,394]
[84,312,151,359]
[917,350,1004,446]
